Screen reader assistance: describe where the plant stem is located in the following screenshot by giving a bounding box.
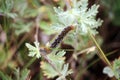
[76,49,118,80]
[88,31,112,68]
[35,14,41,42]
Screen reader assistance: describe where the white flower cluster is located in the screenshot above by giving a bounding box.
[52,0,103,35]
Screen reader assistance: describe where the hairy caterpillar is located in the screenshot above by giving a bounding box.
[50,26,75,48]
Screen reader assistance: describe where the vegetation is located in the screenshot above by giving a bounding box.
[0,0,120,80]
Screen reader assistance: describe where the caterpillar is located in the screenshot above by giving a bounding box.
[50,26,75,48]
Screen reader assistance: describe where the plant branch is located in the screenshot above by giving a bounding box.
[76,46,96,56]
[88,30,112,68]
[35,14,41,42]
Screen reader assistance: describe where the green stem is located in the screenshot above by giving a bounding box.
[76,49,118,79]
[88,31,112,68]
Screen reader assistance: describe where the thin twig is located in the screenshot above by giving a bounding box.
[76,46,96,56]
[88,30,112,68]
[35,14,41,42]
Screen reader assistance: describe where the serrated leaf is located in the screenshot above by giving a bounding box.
[40,61,58,78]
[40,50,66,78]
[25,43,36,50]
[40,50,72,79]
[25,41,41,58]
[47,50,66,69]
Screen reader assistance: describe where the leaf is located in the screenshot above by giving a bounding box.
[40,50,72,79]
[40,50,66,78]
[25,41,41,58]
[103,59,120,79]
[47,50,66,70]
[113,59,120,79]
[40,61,58,78]
[103,66,114,77]
[56,64,73,80]
[41,50,65,78]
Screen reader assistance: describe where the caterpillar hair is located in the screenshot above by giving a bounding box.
[50,26,75,48]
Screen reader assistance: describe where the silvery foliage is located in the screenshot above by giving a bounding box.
[25,42,73,79]
[103,66,114,78]
[51,0,103,35]
[103,59,120,79]
[40,50,73,79]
